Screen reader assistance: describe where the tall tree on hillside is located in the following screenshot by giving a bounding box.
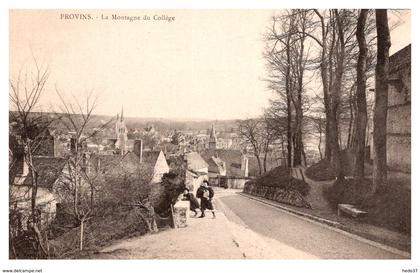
[237,119,263,175]
[264,10,313,167]
[311,9,332,161]
[290,10,310,166]
[55,89,113,251]
[372,9,391,193]
[264,12,295,167]
[9,57,54,258]
[354,9,369,183]
[261,116,280,172]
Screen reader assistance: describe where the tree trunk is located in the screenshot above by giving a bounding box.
[347,87,355,148]
[79,220,84,251]
[26,147,38,225]
[263,146,268,173]
[319,16,331,161]
[329,10,346,179]
[318,124,323,160]
[324,116,331,160]
[302,146,307,167]
[372,9,391,193]
[256,155,263,176]
[286,38,293,168]
[354,9,369,183]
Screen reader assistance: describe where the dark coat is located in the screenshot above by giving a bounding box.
[196,186,214,199]
[183,192,200,210]
[196,186,215,210]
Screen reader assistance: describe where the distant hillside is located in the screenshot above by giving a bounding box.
[9,111,240,132]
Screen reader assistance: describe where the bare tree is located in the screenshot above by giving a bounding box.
[55,88,112,251]
[372,9,391,193]
[354,9,369,184]
[264,12,294,167]
[261,116,280,172]
[9,57,54,258]
[264,10,313,167]
[237,119,264,175]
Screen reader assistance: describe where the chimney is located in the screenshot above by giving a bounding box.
[14,155,29,185]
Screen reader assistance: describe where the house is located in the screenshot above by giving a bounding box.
[199,149,256,189]
[370,44,411,173]
[185,152,209,174]
[90,150,170,184]
[385,45,411,173]
[184,152,209,193]
[9,130,66,230]
[142,150,170,183]
[9,123,55,157]
[10,156,66,230]
[33,129,55,157]
[185,169,208,196]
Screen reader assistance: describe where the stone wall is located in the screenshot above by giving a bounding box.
[243,182,311,208]
[385,45,411,173]
[387,135,411,173]
[173,201,189,228]
[387,104,410,135]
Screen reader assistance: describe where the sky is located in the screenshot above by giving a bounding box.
[9,9,411,120]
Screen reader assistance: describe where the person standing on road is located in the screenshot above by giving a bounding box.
[196,180,216,219]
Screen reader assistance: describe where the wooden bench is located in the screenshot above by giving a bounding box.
[337,204,368,218]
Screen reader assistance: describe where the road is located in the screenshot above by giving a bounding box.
[217,192,406,259]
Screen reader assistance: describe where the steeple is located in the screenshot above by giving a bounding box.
[115,105,128,155]
[209,124,217,150]
[210,124,216,140]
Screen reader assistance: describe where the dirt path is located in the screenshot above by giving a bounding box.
[292,167,335,212]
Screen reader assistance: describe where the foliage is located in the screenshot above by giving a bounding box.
[171,130,185,145]
[48,163,156,257]
[323,177,410,234]
[49,207,150,258]
[247,166,310,196]
[153,156,187,215]
[305,159,336,181]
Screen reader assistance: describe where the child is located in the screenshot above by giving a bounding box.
[182,188,200,217]
[196,181,216,218]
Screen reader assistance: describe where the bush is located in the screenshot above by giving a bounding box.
[360,185,411,234]
[305,159,336,181]
[49,206,150,258]
[323,178,411,234]
[247,166,310,196]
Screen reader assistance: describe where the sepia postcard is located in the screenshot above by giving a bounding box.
[2,2,418,273]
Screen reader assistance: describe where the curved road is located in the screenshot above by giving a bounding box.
[218,193,406,259]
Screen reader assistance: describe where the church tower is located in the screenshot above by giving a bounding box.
[115,106,128,155]
[209,124,217,150]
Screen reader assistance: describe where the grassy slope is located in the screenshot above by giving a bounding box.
[49,208,156,258]
[247,166,310,196]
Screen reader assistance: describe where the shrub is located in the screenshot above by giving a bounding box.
[323,177,411,234]
[305,159,336,181]
[49,206,149,258]
[246,166,310,196]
